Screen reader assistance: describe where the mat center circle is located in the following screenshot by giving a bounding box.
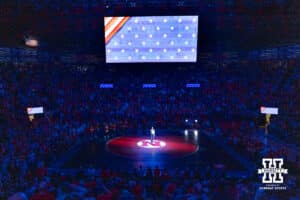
[137,139,166,149]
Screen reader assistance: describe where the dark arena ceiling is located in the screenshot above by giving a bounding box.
[0,0,299,55]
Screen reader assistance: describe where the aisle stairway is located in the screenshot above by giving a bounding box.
[202,130,257,177]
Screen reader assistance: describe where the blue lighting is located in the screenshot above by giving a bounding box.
[186,83,200,88]
[99,83,114,88]
[143,83,157,88]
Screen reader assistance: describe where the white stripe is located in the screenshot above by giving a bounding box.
[104,17,113,26]
[105,17,125,38]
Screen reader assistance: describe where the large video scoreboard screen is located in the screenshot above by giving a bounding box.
[105,16,198,63]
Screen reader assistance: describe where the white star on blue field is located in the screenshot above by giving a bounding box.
[106,16,198,63]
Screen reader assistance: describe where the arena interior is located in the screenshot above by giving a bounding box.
[0,0,299,200]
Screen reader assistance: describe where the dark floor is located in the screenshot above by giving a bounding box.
[63,130,246,173]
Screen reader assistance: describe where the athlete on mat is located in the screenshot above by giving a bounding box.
[150,127,155,144]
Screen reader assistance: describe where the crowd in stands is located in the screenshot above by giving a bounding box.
[0,60,299,199]
[5,165,299,200]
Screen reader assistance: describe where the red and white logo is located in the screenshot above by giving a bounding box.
[137,139,166,149]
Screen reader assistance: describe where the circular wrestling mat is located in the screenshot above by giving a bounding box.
[106,136,198,159]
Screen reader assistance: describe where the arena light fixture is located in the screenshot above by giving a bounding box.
[184,129,188,135]
[186,83,200,88]
[100,83,114,88]
[25,37,39,47]
[194,130,198,135]
[143,83,157,88]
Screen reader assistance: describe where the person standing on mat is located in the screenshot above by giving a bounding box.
[150,127,155,144]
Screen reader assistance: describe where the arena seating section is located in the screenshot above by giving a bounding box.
[0,60,299,199]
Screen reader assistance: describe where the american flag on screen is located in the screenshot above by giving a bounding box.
[105,16,198,63]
